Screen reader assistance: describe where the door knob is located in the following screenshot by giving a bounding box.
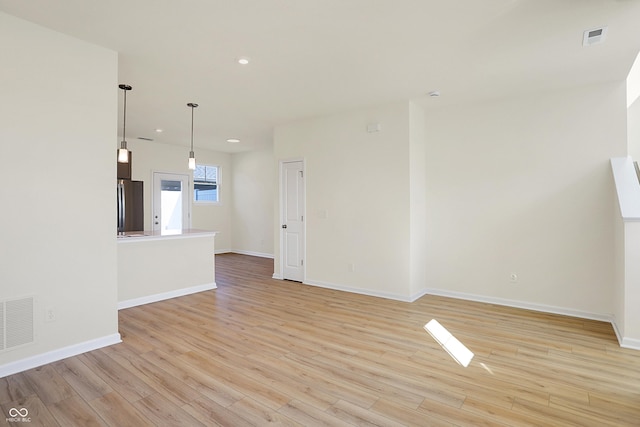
[282,224,287,229]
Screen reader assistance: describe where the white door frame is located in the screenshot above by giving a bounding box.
[151,171,191,233]
[278,159,306,282]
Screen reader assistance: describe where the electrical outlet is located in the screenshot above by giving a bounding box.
[509,273,518,283]
[46,307,56,322]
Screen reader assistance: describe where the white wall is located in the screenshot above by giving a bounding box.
[274,103,412,299]
[231,146,275,257]
[0,12,119,371]
[424,82,627,317]
[125,139,232,252]
[409,102,428,299]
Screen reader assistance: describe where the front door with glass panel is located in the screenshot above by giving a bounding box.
[152,172,190,234]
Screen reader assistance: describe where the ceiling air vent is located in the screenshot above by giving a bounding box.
[583,26,608,47]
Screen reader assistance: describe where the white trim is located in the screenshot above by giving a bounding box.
[304,279,412,302]
[118,282,217,310]
[610,315,640,350]
[231,250,274,259]
[610,316,624,345]
[0,333,121,378]
[422,288,613,323]
[272,273,283,280]
[620,337,640,350]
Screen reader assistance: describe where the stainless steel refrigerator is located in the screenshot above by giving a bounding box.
[117,179,144,233]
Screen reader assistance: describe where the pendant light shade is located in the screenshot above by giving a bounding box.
[117,145,128,163]
[118,84,132,163]
[187,102,198,170]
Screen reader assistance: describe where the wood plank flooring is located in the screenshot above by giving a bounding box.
[1,253,639,426]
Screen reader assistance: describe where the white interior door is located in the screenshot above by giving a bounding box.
[153,172,190,234]
[281,161,305,282]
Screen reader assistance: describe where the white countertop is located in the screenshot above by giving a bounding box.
[117,229,217,243]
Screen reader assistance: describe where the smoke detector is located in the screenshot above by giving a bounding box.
[583,26,607,47]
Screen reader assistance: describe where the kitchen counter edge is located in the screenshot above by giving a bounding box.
[117,229,217,243]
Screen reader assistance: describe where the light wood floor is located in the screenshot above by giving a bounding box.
[1,253,639,426]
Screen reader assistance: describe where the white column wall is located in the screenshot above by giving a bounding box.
[623,221,640,346]
[610,156,640,348]
[0,12,119,371]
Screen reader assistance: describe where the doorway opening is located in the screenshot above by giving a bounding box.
[152,172,191,234]
[279,160,305,282]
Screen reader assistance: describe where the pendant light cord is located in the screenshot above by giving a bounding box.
[122,89,127,142]
[118,84,132,144]
[187,102,198,152]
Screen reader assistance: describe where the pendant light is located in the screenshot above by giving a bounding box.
[117,84,132,163]
[187,102,198,170]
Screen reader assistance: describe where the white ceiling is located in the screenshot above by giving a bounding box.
[2,0,640,153]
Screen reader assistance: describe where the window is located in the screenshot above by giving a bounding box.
[193,164,219,203]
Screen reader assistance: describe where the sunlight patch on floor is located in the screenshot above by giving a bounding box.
[424,319,474,367]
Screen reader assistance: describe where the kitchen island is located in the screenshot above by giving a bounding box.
[117,229,217,309]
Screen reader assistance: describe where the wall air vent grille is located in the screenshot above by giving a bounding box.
[1,297,34,352]
[583,26,607,47]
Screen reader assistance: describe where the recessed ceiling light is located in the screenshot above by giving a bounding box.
[237,57,250,65]
[226,138,240,143]
[155,128,163,133]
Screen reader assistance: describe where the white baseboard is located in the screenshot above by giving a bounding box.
[620,337,640,350]
[410,288,432,303]
[277,278,638,350]
[303,279,412,302]
[610,315,624,344]
[296,278,632,344]
[272,273,283,280]
[610,316,640,350]
[231,250,274,259]
[422,287,614,323]
[0,333,121,378]
[118,282,217,310]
